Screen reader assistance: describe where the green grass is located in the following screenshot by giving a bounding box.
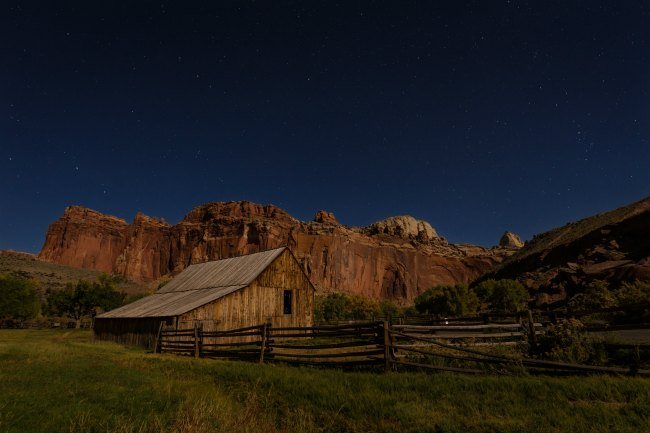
[1,330,649,433]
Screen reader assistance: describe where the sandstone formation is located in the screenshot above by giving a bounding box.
[499,231,524,249]
[364,215,439,242]
[313,210,338,225]
[38,201,509,302]
[486,196,650,306]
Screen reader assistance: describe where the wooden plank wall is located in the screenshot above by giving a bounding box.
[179,249,315,343]
[94,317,170,349]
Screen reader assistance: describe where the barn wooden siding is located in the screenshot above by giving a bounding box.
[94,248,314,347]
[179,249,314,343]
[93,317,171,349]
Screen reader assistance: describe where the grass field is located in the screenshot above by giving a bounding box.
[0,330,649,433]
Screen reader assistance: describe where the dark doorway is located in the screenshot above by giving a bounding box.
[283,290,292,314]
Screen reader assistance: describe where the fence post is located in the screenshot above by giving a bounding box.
[527,310,538,349]
[153,321,164,353]
[194,322,200,358]
[259,322,269,364]
[382,320,392,373]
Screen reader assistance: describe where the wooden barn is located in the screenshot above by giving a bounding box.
[94,247,315,348]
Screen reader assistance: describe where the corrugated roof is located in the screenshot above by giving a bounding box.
[158,247,286,293]
[96,285,246,318]
[97,247,286,318]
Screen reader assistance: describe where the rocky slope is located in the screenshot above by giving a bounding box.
[38,202,512,302]
[486,196,650,305]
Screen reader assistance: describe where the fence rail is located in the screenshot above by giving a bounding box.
[314,301,650,327]
[154,314,650,376]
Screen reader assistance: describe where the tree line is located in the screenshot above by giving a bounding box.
[5,271,647,327]
[0,273,143,327]
[315,279,530,321]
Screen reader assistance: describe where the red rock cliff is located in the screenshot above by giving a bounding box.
[38,201,509,302]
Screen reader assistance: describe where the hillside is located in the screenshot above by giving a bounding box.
[0,250,148,294]
[486,196,650,304]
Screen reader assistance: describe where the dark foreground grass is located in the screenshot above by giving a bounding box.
[0,330,648,433]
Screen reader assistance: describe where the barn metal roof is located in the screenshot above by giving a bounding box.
[97,247,286,318]
[157,247,286,293]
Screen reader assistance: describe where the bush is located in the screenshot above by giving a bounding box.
[346,295,381,320]
[474,279,529,313]
[314,293,347,321]
[314,293,382,321]
[565,279,649,315]
[615,279,650,306]
[401,305,419,317]
[535,318,605,364]
[567,279,617,311]
[0,273,40,321]
[414,284,478,316]
[379,299,400,318]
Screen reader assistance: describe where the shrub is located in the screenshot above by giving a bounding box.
[474,279,529,313]
[379,299,400,318]
[615,279,650,306]
[0,273,40,321]
[346,295,381,320]
[401,305,419,317]
[535,318,605,364]
[314,293,348,321]
[314,293,381,321]
[567,279,617,311]
[414,284,478,316]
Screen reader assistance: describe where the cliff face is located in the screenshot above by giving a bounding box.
[38,201,509,302]
[38,207,130,272]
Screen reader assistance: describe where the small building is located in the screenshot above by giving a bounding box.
[94,247,315,348]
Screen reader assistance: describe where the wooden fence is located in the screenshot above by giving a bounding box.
[153,319,650,376]
[315,301,650,328]
[387,327,649,376]
[155,321,386,367]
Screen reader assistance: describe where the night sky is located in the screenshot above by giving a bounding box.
[2,2,649,253]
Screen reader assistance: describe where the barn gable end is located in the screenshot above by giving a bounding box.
[179,249,314,333]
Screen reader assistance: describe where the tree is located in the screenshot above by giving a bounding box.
[314,293,349,321]
[346,295,381,320]
[380,299,400,319]
[0,273,40,322]
[474,279,497,303]
[474,279,529,313]
[46,276,126,327]
[414,284,478,316]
